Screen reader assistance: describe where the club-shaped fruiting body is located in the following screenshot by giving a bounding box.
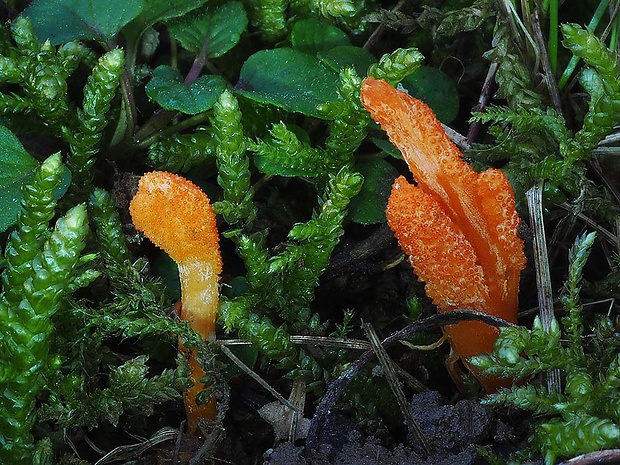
[361,77,526,391]
[130,170,221,433]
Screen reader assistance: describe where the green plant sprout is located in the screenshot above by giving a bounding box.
[470,232,620,464]
[0,154,90,463]
[472,22,620,223]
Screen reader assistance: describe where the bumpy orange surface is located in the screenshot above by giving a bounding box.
[361,77,526,391]
[130,171,221,271]
[130,170,221,433]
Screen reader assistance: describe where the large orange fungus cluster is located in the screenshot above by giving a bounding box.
[130,170,222,433]
[361,77,526,391]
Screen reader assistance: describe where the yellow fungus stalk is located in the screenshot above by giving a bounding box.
[130,171,221,433]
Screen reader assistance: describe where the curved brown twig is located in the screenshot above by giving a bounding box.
[559,449,620,465]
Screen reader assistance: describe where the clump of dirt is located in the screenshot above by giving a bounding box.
[265,391,516,465]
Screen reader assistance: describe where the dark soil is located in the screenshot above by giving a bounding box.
[264,391,524,465]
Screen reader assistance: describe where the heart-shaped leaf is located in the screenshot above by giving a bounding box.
[236,48,339,118]
[25,0,144,44]
[0,126,39,233]
[145,65,227,115]
[167,1,248,58]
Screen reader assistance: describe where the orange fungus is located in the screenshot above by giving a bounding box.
[361,77,526,391]
[130,170,222,432]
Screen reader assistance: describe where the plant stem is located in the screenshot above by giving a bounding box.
[558,0,611,90]
[184,36,209,85]
[533,10,562,112]
[609,18,619,51]
[132,112,211,150]
[547,0,559,73]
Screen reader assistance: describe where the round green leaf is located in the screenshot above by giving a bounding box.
[401,66,459,124]
[291,18,350,54]
[349,159,398,225]
[145,65,227,115]
[167,1,248,58]
[318,45,377,77]
[236,48,340,118]
[0,126,38,233]
[25,0,144,44]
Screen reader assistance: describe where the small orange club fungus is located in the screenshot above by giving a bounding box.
[361,77,526,392]
[130,171,222,433]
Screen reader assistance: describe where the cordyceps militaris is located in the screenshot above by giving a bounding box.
[130,170,222,434]
[361,77,526,392]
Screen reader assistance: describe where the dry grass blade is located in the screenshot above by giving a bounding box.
[219,344,300,413]
[531,10,561,112]
[556,202,618,246]
[363,323,431,456]
[289,334,371,350]
[94,427,178,464]
[558,449,620,465]
[526,181,561,393]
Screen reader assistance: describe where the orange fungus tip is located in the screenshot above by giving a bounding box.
[129,171,221,271]
[361,77,526,392]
